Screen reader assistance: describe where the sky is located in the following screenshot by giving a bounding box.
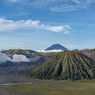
[0,0,95,50]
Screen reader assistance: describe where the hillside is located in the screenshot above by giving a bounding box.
[81,49,95,61]
[29,51,95,80]
[0,49,49,73]
[2,49,37,57]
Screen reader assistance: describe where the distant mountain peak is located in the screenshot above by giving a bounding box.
[45,43,68,51]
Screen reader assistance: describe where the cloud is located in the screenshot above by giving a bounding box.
[38,49,63,52]
[8,0,95,12]
[0,53,29,63]
[12,54,29,62]
[46,26,65,32]
[0,53,11,63]
[0,17,71,33]
[50,0,95,12]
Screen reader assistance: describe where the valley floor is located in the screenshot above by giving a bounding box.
[0,80,95,95]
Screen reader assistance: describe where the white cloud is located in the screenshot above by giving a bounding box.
[8,0,95,12]
[0,17,71,33]
[38,49,63,52]
[12,54,29,62]
[22,0,95,12]
[0,53,11,63]
[46,26,64,32]
[50,0,95,12]
[0,53,29,63]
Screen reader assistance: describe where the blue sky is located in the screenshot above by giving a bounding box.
[0,0,95,50]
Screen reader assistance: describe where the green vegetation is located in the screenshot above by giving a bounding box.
[28,51,95,80]
[1,80,95,95]
[2,49,37,57]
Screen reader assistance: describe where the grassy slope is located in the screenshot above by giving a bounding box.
[1,80,95,95]
[2,49,37,57]
[30,52,95,80]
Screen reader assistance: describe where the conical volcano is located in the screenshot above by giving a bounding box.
[45,44,68,51]
[31,52,95,80]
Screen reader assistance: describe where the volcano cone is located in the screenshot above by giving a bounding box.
[31,52,95,80]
